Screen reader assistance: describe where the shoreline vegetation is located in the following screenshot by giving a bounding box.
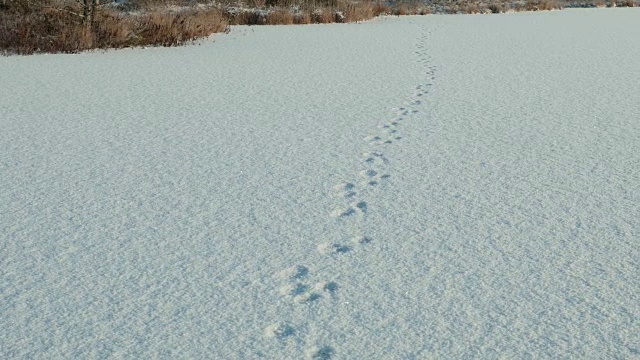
[1,0,637,55]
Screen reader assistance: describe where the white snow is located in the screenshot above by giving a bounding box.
[1,8,639,359]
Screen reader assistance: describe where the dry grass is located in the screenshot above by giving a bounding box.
[311,8,334,23]
[488,3,505,12]
[1,1,229,54]
[224,0,388,26]
[294,12,312,24]
[524,0,563,10]
[388,1,428,15]
[2,0,639,55]
[265,9,294,24]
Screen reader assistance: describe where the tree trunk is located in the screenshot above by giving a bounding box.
[82,0,99,26]
[83,0,90,25]
[91,0,99,25]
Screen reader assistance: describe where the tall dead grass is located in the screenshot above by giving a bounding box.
[2,0,639,55]
[223,0,389,26]
[1,1,228,54]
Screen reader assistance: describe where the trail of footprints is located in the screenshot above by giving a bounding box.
[265,27,436,359]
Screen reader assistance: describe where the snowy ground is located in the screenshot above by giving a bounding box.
[1,8,639,359]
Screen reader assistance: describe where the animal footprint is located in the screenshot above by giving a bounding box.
[317,242,351,255]
[334,182,355,191]
[360,169,378,178]
[278,283,325,303]
[294,293,321,303]
[380,121,400,129]
[342,191,357,199]
[305,345,335,359]
[314,281,338,293]
[265,323,295,339]
[333,182,357,198]
[355,201,368,213]
[360,169,390,186]
[364,135,392,145]
[276,265,309,280]
[362,172,379,186]
[279,283,309,297]
[330,207,356,218]
[363,151,388,164]
[331,200,369,216]
[290,281,338,304]
[353,235,372,244]
[363,151,386,158]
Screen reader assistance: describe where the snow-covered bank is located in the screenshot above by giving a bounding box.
[1,9,639,359]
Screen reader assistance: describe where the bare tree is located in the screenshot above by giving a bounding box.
[17,0,100,26]
[81,0,99,25]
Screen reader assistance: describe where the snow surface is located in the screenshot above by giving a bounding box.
[1,8,639,359]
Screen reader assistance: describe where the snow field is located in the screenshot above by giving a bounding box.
[1,8,639,359]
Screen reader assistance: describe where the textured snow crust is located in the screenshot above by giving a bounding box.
[1,9,639,359]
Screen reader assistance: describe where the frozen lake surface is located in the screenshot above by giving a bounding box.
[1,8,639,359]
